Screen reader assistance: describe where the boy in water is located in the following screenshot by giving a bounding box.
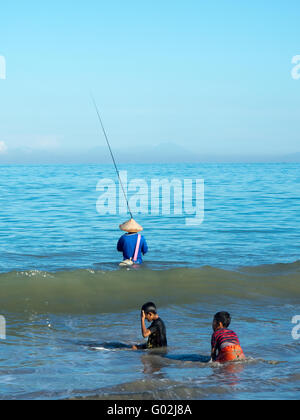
[132,302,167,350]
[211,312,245,363]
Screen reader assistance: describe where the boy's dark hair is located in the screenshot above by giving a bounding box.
[142,302,157,315]
[214,312,231,328]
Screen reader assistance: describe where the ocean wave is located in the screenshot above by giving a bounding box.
[0,261,299,314]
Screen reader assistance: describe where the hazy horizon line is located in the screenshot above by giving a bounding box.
[1,144,300,164]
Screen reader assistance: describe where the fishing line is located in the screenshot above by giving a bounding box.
[91,95,133,219]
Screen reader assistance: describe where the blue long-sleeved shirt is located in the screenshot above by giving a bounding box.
[117,233,148,264]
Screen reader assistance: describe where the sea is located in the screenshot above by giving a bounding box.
[0,163,299,400]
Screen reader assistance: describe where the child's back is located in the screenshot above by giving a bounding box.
[147,317,167,349]
[211,312,245,363]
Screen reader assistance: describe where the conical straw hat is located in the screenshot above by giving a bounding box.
[119,218,143,233]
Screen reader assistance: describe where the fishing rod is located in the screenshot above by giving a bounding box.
[91,96,133,219]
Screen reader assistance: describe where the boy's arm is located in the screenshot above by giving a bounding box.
[211,334,217,361]
[132,312,151,351]
[132,343,147,351]
[141,311,151,338]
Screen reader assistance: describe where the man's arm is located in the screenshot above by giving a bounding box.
[117,236,124,252]
[141,238,148,255]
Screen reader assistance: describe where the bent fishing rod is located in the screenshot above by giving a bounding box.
[91,96,133,219]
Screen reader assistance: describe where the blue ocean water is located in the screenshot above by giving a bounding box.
[0,163,299,400]
[0,163,299,273]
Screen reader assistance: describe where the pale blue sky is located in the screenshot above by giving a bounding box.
[0,0,299,162]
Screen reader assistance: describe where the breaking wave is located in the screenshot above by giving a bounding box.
[0,261,299,314]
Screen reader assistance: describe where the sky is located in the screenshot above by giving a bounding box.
[0,0,299,163]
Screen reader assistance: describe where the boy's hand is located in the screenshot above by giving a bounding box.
[141,310,146,321]
[132,345,138,351]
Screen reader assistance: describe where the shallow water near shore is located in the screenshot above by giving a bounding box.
[1,291,299,400]
[0,163,299,399]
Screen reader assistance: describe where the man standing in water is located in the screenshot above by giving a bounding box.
[117,219,148,265]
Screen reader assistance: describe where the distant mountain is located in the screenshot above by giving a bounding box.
[114,142,200,163]
[1,144,300,164]
[0,146,110,164]
[0,143,199,164]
